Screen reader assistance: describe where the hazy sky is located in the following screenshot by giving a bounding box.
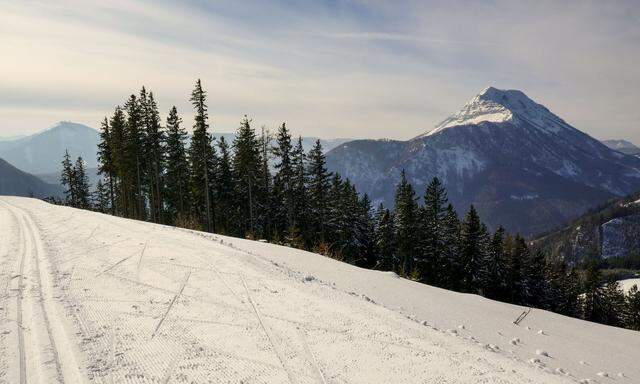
[1,0,639,142]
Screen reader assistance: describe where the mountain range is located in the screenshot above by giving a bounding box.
[0,121,351,184]
[602,139,640,156]
[0,121,100,174]
[533,191,640,264]
[0,157,61,198]
[325,87,640,236]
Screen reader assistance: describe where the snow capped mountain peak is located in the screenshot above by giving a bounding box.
[422,87,573,137]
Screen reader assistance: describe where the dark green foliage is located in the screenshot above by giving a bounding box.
[307,140,330,243]
[188,79,216,231]
[459,205,488,292]
[394,170,418,276]
[164,106,191,221]
[232,116,263,237]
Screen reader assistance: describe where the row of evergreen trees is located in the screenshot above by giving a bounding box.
[61,79,639,332]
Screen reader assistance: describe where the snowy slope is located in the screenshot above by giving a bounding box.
[1,197,639,383]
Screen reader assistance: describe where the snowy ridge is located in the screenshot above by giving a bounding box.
[422,87,573,137]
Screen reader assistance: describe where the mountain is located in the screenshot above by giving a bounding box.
[533,191,640,264]
[602,139,640,156]
[0,158,62,198]
[2,196,638,382]
[0,121,99,174]
[326,87,640,236]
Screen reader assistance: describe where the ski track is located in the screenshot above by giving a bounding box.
[3,197,636,383]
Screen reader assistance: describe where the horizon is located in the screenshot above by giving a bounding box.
[1,1,639,142]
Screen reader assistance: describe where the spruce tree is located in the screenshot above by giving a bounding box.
[394,170,418,276]
[478,226,506,299]
[97,117,116,213]
[188,79,216,231]
[374,204,397,271]
[625,285,640,330]
[356,194,377,268]
[307,140,330,245]
[232,116,262,237]
[216,136,236,235]
[441,204,461,290]
[142,90,165,224]
[291,137,309,245]
[93,179,111,213]
[419,177,448,284]
[61,150,76,206]
[164,106,191,222]
[459,205,488,292]
[74,157,91,209]
[123,94,147,220]
[272,123,294,237]
[109,106,128,217]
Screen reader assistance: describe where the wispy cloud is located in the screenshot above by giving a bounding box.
[1,0,639,142]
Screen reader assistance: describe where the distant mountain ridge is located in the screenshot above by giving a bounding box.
[0,121,100,174]
[602,139,640,156]
[0,157,62,198]
[533,191,640,264]
[326,87,640,236]
[1,121,351,182]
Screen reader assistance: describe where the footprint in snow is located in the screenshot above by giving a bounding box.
[537,330,546,335]
[535,349,550,357]
[510,338,519,346]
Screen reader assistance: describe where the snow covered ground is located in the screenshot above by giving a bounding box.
[1,196,639,383]
[619,278,640,294]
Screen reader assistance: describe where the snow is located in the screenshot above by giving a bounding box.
[421,86,574,137]
[618,278,640,293]
[1,196,639,383]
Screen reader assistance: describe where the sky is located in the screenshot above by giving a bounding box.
[1,0,639,142]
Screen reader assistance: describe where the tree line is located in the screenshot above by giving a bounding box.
[60,79,640,332]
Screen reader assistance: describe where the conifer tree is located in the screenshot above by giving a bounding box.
[188,79,216,231]
[257,126,273,239]
[272,123,294,236]
[459,205,488,292]
[164,106,191,222]
[124,94,146,220]
[307,140,330,244]
[504,234,527,304]
[61,150,76,206]
[419,177,448,284]
[74,157,91,209]
[374,204,397,271]
[441,204,461,290]
[356,194,377,268]
[232,116,262,237]
[143,90,165,223]
[291,137,309,244]
[394,170,418,276]
[625,285,640,330]
[109,106,128,216]
[93,179,111,213]
[216,136,236,234]
[97,117,115,213]
[478,226,506,299]
[599,279,626,327]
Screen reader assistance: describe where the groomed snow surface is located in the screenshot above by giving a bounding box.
[0,197,638,383]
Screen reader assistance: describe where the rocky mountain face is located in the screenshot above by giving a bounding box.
[0,121,100,174]
[0,157,62,198]
[533,193,640,264]
[326,87,640,236]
